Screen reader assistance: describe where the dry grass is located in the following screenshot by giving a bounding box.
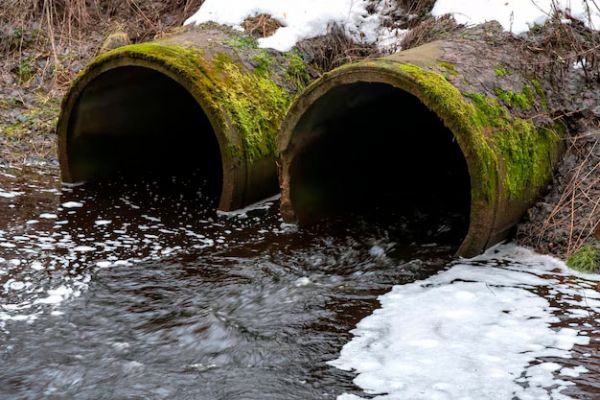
[296,24,381,74]
[0,0,203,90]
[401,14,462,50]
[395,0,436,26]
[517,1,600,85]
[519,126,600,258]
[241,14,283,38]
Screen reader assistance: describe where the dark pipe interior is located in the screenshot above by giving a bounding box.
[290,82,471,243]
[67,66,222,202]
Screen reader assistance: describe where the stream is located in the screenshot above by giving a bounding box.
[0,165,598,400]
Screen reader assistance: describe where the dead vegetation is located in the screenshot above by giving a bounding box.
[241,14,283,38]
[400,14,462,50]
[518,7,600,86]
[296,24,381,74]
[0,0,203,90]
[518,126,600,262]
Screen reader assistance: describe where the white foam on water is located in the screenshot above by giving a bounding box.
[0,189,23,198]
[330,244,596,400]
[35,285,74,305]
[61,201,84,208]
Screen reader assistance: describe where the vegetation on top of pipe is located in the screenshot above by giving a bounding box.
[335,59,562,204]
[348,59,499,204]
[75,40,295,163]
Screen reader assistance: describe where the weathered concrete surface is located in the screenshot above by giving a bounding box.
[58,23,310,211]
[278,26,565,257]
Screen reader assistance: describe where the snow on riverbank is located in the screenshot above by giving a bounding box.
[185,0,397,52]
[330,244,598,400]
[186,0,600,52]
[432,0,600,34]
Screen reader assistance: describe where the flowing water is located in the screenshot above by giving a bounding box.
[0,165,598,400]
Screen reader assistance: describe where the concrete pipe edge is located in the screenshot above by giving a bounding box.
[277,40,565,258]
[57,24,310,211]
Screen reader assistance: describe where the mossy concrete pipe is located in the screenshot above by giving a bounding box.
[57,24,310,211]
[278,33,565,257]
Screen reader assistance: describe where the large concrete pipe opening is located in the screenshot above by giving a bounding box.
[62,66,223,202]
[280,46,565,257]
[284,82,471,246]
[59,28,308,211]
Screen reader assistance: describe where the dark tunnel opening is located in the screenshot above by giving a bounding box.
[289,82,472,245]
[66,66,223,206]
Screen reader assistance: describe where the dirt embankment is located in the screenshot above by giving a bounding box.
[0,1,598,267]
[0,0,203,165]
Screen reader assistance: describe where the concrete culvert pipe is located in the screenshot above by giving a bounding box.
[57,24,310,211]
[278,37,565,257]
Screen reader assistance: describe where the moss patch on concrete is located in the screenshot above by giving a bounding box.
[463,91,561,199]
[359,60,500,204]
[213,53,292,161]
[493,87,533,110]
[285,50,311,89]
[494,67,511,77]
[77,41,293,163]
[346,60,562,205]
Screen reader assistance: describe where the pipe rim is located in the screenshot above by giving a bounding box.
[57,46,245,211]
[277,63,500,257]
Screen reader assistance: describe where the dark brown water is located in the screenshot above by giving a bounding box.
[0,166,598,400]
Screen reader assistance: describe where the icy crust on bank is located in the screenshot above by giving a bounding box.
[331,244,597,400]
[432,0,600,34]
[184,0,400,52]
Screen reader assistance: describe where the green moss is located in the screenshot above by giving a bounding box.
[86,42,291,162]
[530,79,549,111]
[17,56,35,83]
[495,67,511,77]
[349,60,561,204]
[493,87,533,110]
[252,50,275,77]
[224,36,258,49]
[285,50,310,89]
[464,92,560,198]
[438,61,458,76]
[567,244,599,273]
[366,61,500,204]
[213,53,292,161]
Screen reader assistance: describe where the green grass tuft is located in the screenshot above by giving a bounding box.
[567,244,599,273]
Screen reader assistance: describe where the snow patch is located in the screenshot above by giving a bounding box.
[185,0,399,52]
[432,0,600,34]
[330,244,594,400]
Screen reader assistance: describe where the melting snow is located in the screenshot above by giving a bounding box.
[186,0,599,53]
[185,0,400,52]
[432,0,600,34]
[330,244,598,400]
